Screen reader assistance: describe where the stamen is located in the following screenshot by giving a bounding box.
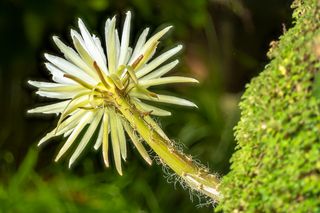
[63,74,93,90]
[89,85,105,108]
[79,106,95,110]
[126,66,138,84]
[110,74,124,90]
[116,65,126,77]
[93,61,111,89]
[122,77,130,92]
[131,55,143,69]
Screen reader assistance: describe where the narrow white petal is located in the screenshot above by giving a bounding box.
[56,110,86,134]
[138,26,172,58]
[136,45,182,78]
[44,53,96,85]
[53,92,90,133]
[104,18,111,47]
[129,28,149,64]
[78,18,108,73]
[92,34,106,64]
[28,80,66,88]
[145,44,157,64]
[52,76,71,85]
[129,27,172,70]
[52,36,98,80]
[63,129,74,137]
[115,30,120,63]
[29,81,85,96]
[118,11,131,66]
[69,110,103,167]
[139,76,198,88]
[55,111,93,162]
[105,18,111,31]
[106,17,117,73]
[70,29,87,50]
[139,60,179,80]
[132,99,171,116]
[45,63,76,85]
[40,85,85,93]
[38,131,55,146]
[102,109,110,167]
[124,47,133,66]
[122,121,152,165]
[35,91,77,99]
[38,110,85,146]
[116,115,127,161]
[94,122,103,150]
[28,100,69,114]
[131,92,198,108]
[35,85,88,100]
[59,94,90,117]
[71,30,94,64]
[110,110,122,175]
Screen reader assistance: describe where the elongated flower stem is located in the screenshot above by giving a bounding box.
[29,13,221,203]
[112,88,220,201]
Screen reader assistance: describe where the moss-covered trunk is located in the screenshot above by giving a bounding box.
[218,0,320,212]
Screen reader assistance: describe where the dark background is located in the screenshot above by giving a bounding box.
[0,0,292,212]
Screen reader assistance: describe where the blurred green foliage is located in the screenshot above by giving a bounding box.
[219,0,320,211]
[1,148,155,212]
[0,0,292,212]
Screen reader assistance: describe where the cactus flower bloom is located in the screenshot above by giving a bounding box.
[29,11,220,202]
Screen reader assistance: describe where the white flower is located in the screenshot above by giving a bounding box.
[29,11,198,175]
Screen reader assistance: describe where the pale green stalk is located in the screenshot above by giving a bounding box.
[111,87,220,201]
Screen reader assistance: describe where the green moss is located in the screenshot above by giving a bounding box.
[218,0,320,212]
